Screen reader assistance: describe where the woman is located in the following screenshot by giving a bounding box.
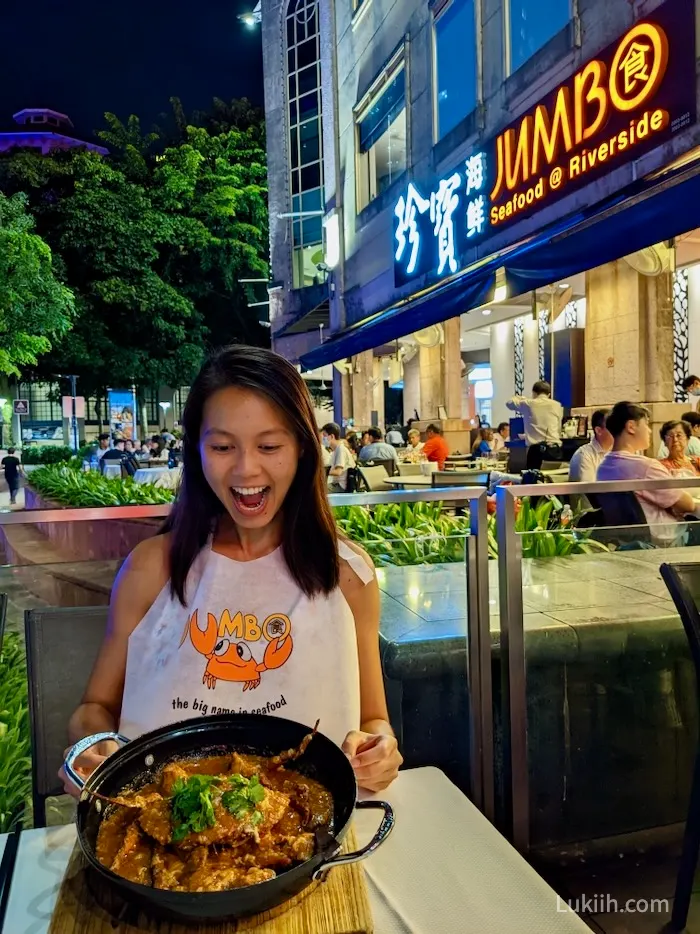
[471,428,494,458]
[402,428,424,463]
[658,420,700,478]
[60,346,401,795]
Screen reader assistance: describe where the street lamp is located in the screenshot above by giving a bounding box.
[238,1,261,26]
[158,401,171,431]
[0,398,7,450]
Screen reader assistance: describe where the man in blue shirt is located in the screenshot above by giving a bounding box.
[359,428,399,466]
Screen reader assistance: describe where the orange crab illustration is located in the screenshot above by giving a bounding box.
[180,610,293,691]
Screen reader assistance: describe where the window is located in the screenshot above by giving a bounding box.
[286,0,326,289]
[434,0,477,139]
[506,0,570,73]
[18,382,61,421]
[356,58,407,211]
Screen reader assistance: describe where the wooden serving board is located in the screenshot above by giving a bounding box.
[48,829,372,934]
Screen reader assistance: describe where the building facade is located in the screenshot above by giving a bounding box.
[262,0,700,433]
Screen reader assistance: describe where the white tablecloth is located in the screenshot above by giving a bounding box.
[133,466,181,489]
[0,768,589,934]
[101,463,121,479]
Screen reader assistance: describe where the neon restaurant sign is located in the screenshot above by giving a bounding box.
[393,0,696,287]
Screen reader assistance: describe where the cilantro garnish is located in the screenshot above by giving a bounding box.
[169,775,221,843]
[221,773,266,824]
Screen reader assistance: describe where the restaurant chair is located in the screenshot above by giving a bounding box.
[398,463,423,477]
[362,458,397,477]
[588,492,653,549]
[541,460,564,471]
[432,471,490,487]
[25,605,109,827]
[0,593,7,654]
[659,563,700,933]
[357,465,390,492]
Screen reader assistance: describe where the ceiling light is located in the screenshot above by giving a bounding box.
[559,282,570,289]
[482,308,492,316]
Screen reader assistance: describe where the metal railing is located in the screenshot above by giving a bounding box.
[330,487,493,819]
[496,476,700,853]
[0,487,495,820]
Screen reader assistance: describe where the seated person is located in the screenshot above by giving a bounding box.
[597,402,696,546]
[422,423,450,470]
[658,411,700,458]
[658,420,700,478]
[322,422,356,491]
[471,428,494,457]
[101,438,139,477]
[358,428,399,466]
[568,408,612,483]
[402,428,424,462]
[683,374,700,413]
[385,425,404,446]
[491,423,509,453]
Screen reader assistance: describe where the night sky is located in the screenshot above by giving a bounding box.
[0,0,264,138]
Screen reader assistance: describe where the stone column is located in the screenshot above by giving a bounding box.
[419,343,443,419]
[351,350,375,427]
[490,319,516,424]
[585,252,673,406]
[442,318,463,419]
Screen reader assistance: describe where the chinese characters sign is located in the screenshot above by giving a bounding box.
[393,0,695,287]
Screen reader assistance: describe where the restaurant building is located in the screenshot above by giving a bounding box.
[262,0,700,439]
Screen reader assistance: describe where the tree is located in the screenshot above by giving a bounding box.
[0,100,269,393]
[0,191,74,376]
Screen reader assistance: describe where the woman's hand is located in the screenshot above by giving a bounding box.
[342,730,402,793]
[58,740,119,799]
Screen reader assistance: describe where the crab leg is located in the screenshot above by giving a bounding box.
[269,720,320,770]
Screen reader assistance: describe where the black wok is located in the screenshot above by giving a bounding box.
[63,714,394,923]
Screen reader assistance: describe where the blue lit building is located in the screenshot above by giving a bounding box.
[262,0,700,434]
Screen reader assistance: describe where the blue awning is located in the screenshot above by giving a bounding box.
[300,267,496,370]
[300,158,700,371]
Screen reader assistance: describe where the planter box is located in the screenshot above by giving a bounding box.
[23,487,161,561]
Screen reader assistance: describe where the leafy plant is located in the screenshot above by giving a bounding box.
[334,502,470,566]
[28,465,175,507]
[486,497,610,560]
[0,633,31,832]
[170,774,221,843]
[21,445,75,466]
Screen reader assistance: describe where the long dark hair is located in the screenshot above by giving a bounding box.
[163,345,339,605]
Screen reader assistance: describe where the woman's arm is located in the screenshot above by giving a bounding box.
[61,535,170,794]
[339,541,403,791]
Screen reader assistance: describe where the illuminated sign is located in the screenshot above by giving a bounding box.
[393,0,695,287]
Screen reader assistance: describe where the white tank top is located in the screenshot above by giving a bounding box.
[119,541,372,748]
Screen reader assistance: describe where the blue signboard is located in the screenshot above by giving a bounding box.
[393,0,695,287]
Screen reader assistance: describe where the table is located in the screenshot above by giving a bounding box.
[101,463,121,480]
[133,467,182,489]
[0,768,589,934]
[385,472,490,489]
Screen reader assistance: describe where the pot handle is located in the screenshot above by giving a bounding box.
[63,731,131,794]
[312,799,394,880]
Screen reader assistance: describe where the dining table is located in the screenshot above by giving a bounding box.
[133,466,182,489]
[0,767,590,934]
[384,472,491,489]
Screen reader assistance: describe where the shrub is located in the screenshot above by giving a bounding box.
[21,445,75,466]
[28,465,175,506]
[0,632,31,832]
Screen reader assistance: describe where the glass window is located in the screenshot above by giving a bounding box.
[507,0,570,73]
[286,0,325,288]
[356,63,407,211]
[434,0,477,139]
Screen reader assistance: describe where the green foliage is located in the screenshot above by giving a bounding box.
[21,445,75,465]
[170,774,221,843]
[29,465,175,506]
[334,502,470,566]
[0,633,31,833]
[335,499,610,565]
[0,101,268,395]
[0,191,74,376]
[486,497,610,560]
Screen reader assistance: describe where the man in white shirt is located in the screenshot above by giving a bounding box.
[506,381,563,470]
[386,425,404,446]
[569,409,613,483]
[597,401,696,545]
[322,422,355,492]
[658,411,700,458]
[683,375,700,413]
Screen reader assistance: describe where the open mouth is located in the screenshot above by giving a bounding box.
[230,486,270,517]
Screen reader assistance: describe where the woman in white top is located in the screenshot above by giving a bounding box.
[60,346,401,795]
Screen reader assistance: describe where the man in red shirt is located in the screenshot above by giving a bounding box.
[422,424,450,469]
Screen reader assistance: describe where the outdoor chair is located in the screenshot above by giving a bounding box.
[361,458,397,477]
[357,465,391,492]
[398,463,423,477]
[588,491,653,548]
[25,605,109,827]
[660,563,700,933]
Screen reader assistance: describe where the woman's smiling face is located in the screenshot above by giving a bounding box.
[200,386,300,528]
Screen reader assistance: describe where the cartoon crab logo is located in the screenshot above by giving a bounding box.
[180,610,293,692]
